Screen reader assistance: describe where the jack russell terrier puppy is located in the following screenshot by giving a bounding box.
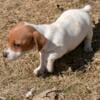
[3,5,93,76]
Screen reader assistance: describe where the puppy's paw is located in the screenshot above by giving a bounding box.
[33,67,46,76]
[47,66,54,73]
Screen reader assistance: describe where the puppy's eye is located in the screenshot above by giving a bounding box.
[13,43,21,48]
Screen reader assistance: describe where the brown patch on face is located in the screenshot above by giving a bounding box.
[7,22,47,53]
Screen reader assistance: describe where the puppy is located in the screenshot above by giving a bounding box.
[3,5,93,76]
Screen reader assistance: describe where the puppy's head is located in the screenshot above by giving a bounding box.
[3,22,47,60]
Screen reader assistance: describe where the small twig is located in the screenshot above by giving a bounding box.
[57,4,64,12]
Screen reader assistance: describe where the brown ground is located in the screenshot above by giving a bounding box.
[0,0,100,100]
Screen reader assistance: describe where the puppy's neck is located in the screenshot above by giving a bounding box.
[25,22,47,35]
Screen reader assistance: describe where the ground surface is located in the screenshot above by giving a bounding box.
[0,0,100,100]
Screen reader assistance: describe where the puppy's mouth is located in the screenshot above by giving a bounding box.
[3,48,22,60]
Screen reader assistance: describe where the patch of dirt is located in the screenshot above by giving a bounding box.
[0,0,100,100]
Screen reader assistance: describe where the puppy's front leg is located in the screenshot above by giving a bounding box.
[33,52,47,76]
[46,53,58,73]
[47,59,55,73]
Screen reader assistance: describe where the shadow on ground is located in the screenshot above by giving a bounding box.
[53,20,100,75]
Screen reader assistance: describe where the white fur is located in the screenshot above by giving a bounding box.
[4,48,21,60]
[27,5,93,75]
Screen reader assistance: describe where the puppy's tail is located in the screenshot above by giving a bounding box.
[81,5,92,13]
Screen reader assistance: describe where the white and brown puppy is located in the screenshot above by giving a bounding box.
[3,5,93,76]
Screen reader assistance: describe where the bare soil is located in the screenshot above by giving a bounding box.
[0,0,100,100]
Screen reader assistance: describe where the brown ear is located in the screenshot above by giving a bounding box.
[33,31,47,51]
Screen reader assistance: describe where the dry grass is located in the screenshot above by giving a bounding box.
[0,0,100,100]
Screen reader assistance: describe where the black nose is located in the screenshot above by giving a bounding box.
[3,52,8,58]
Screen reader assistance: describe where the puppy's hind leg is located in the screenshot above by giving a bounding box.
[84,29,93,52]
